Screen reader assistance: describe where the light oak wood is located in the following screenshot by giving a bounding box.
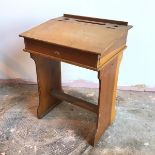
[31,54,62,119]
[20,14,131,58]
[52,90,98,113]
[110,52,123,123]
[20,14,132,146]
[93,53,120,145]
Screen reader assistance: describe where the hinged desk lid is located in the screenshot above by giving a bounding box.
[20,14,132,58]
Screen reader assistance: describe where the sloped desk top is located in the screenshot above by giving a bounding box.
[20,14,132,70]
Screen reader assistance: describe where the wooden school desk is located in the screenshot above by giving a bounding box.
[19,14,132,146]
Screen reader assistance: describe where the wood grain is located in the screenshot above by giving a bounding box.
[24,38,99,71]
[19,14,132,145]
[92,53,120,146]
[52,90,98,113]
[20,14,130,57]
[110,52,123,123]
[31,54,62,118]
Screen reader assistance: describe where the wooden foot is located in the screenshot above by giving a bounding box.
[31,54,62,119]
[92,53,123,146]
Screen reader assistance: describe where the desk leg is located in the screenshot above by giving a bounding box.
[93,53,123,145]
[31,54,62,119]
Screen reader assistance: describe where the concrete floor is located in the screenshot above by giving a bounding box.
[0,84,155,155]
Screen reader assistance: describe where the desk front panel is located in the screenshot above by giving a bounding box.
[24,38,99,71]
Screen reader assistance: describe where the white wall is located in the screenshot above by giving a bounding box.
[0,0,155,87]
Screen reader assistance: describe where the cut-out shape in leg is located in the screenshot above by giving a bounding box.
[31,54,62,119]
[92,53,123,146]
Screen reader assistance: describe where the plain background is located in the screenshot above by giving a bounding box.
[0,0,154,87]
